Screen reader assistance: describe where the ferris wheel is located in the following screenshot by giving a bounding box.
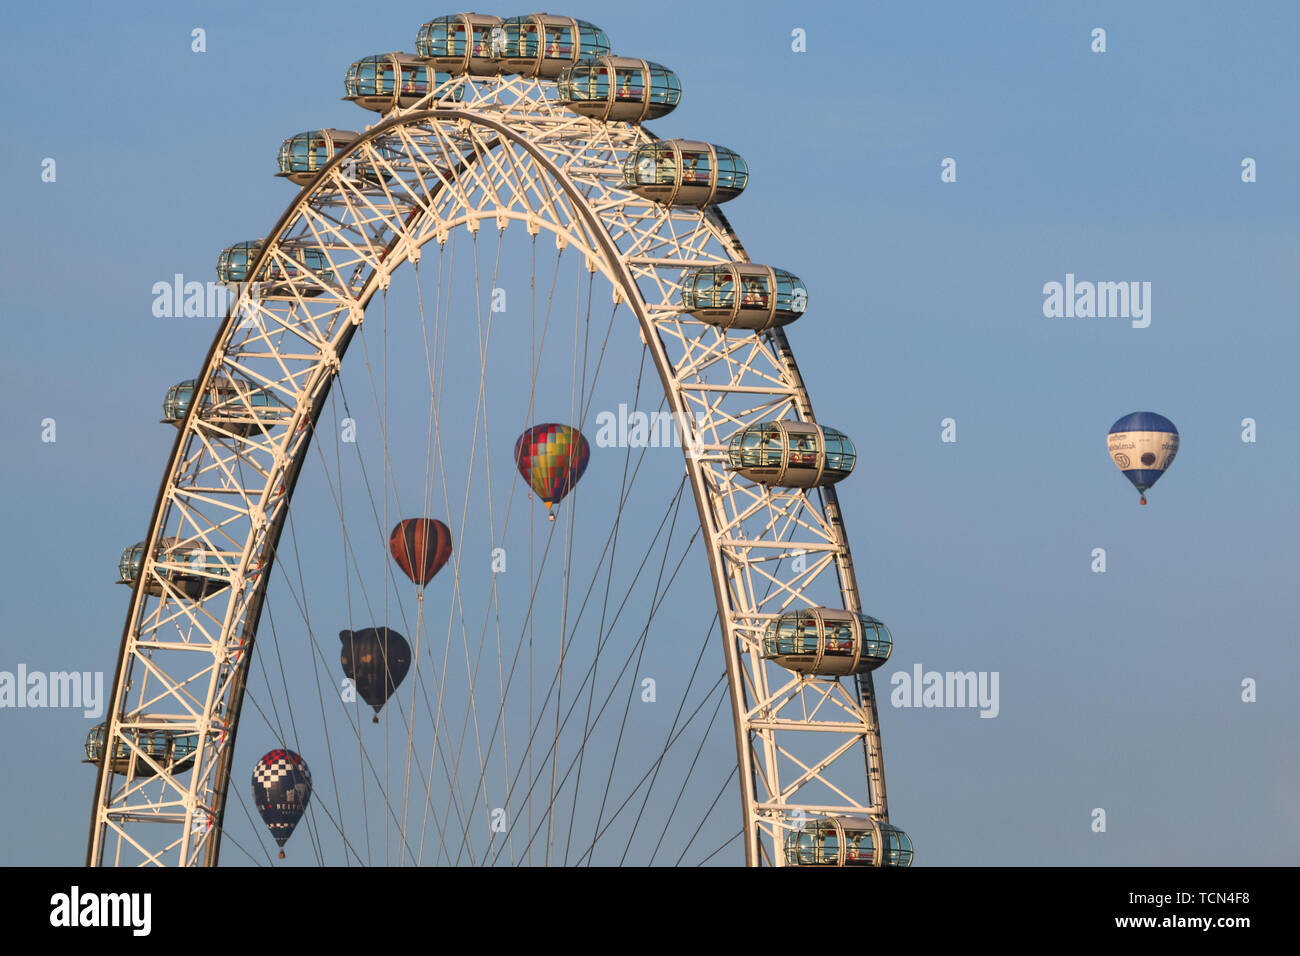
[85,12,912,868]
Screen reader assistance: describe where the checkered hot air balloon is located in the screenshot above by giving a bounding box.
[514,424,590,520]
[252,749,312,858]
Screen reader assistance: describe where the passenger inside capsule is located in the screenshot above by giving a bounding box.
[825,621,853,654]
[546,29,571,57]
[615,71,643,101]
[790,435,817,467]
[798,617,817,649]
[401,70,425,95]
[681,150,709,184]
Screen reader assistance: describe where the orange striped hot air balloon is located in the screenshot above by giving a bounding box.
[388,518,453,586]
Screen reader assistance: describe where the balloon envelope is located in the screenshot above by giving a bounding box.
[252,749,312,853]
[514,423,590,510]
[1107,412,1178,498]
[340,627,411,720]
[389,518,452,586]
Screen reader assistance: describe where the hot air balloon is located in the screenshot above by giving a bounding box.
[340,627,411,722]
[514,423,590,520]
[389,518,452,587]
[252,749,312,858]
[1107,412,1178,505]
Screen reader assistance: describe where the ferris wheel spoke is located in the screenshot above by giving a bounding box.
[675,763,740,867]
[696,828,744,868]
[297,403,465,865]
[421,228,515,867]
[262,588,401,866]
[334,364,477,841]
[441,240,595,865]
[226,792,275,867]
[625,614,718,865]
[660,692,734,866]
[496,491,701,866]
[588,481,690,852]
[562,342,646,865]
[571,673,728,867]
[285,527,351,865]
[313,393,441,864]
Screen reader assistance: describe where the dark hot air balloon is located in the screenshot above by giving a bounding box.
[514,423,590,520]
[340,627,411,722]
[389,518,452,587]
[252,749,312,858]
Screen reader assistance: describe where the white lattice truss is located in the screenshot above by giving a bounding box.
[88,72,891,867]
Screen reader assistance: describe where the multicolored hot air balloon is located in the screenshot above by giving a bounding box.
[514,423,590,520]
[252,749,312,858]
[389,518,452,587]
[1107,412,1178,505]
[340,627,411,722]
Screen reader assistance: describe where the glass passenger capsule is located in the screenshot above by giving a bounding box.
[85,723,199,777]
[726,421,856,488]
[557,56,680,123]
[216,240,335,296]
[276,129,367,186]
[162,376,287,435]
[118,536,232,598]
[763,608,892,677]
[344,53,462,113]
[495,15,610,78]
[277,130,396,189]
[680,263,807,331]
[785,816,914,867]
[415,13,503,75]
[622,140,747,206]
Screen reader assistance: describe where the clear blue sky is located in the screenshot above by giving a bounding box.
[1,0,1297,865]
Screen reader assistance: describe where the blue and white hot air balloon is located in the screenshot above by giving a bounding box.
[1107,412,1178,505]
